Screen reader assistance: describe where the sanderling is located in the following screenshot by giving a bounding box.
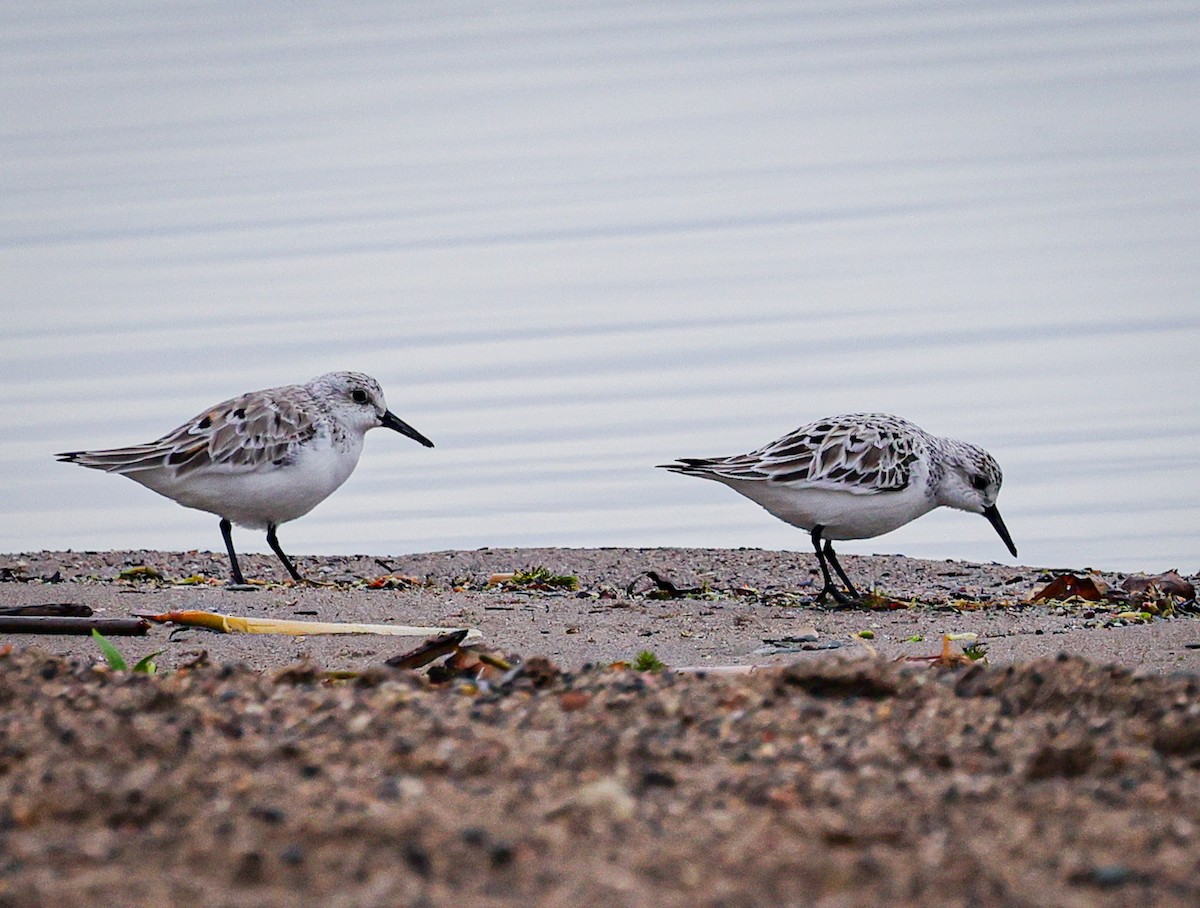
[658,413,1016,603]
[57,371,434,586]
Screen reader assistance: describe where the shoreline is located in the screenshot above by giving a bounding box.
[3,547,1196,674]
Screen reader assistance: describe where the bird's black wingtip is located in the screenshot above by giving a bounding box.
[658,458,714,473]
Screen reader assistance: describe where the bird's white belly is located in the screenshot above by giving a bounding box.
[720,478,936,540]
[134,439,362,529]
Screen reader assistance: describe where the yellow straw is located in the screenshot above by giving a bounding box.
[145,610,482,641]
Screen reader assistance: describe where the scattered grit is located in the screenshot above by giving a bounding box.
[2,547,1199,906]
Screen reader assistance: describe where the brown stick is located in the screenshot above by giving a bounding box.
[0,603,94,618]
[386,629,470,670]
[0,616,150,636]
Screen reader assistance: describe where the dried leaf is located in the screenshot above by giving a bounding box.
[1121,571,1195,600]
[1030,573,1108,602]
[365,573,422,590]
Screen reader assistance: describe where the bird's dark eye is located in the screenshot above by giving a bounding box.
[971,475,989,491]
[351,389,369,405]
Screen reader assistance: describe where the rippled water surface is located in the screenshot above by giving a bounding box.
[3,2,1198,572]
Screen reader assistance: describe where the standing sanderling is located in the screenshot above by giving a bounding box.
[658,413,1016,603]
[57,371,434,586]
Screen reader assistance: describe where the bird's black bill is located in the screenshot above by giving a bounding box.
[381,410,435,448]
[983,504,1018,557]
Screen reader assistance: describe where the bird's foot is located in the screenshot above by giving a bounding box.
[816,585,861,606]
[285,576,336,588]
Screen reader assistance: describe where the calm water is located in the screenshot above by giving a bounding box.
[3,2,1198,572]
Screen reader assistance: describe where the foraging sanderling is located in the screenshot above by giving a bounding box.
[57,371,433,586]
[658,413,1016,602]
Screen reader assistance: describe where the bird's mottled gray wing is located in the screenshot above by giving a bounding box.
[660,414,921,494]
[57,387,318,477]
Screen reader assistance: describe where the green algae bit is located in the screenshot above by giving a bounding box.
[633,650,666,672]
[511,567,580,590]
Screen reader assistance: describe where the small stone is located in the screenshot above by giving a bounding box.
[1081,865,1136,888]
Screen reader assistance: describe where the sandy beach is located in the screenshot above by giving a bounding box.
[2,547,1198,906]
[3,546,1198,672]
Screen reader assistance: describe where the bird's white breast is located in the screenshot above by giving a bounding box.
[715,467,937,540]
[132,430,365,529]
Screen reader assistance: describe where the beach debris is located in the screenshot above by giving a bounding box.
[139,609,482,641]
[671,664,765,675]
[179,649,210,669]
[907,633,985,668]
[1119,571,1195,614]
[415,649,570,690]
[772,626,819,644]
[1122,571,1193,599]
[487,566,580,591]
[172,574,221,586]
[1,564,63,584]
[91,629,162,673]
[1030,573,1108,603]
[0,615,150,636]
[861,590,915,609]
[1030,570,1194,616]
[753,626,847,655]
[821,588,911,610]
[1113,611,1153,624]
[426,644,514,686]
[0,603,93,617]
[625,570,708,599]
[365,573,423,590]
[118,565,164,582]
[385,630,472,670]
[632,650,666,672]
[646,571,703,598]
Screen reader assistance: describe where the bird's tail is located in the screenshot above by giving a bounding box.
[56,446,166,474]
[656,457,728,477]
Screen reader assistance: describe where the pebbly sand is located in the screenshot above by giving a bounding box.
[3,547,1200,673]
[2,547,1199,906]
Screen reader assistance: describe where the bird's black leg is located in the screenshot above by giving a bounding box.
[810,525,853,604]
[219,518,247,586]
[822,539,860,600]
[266,523,304,583]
